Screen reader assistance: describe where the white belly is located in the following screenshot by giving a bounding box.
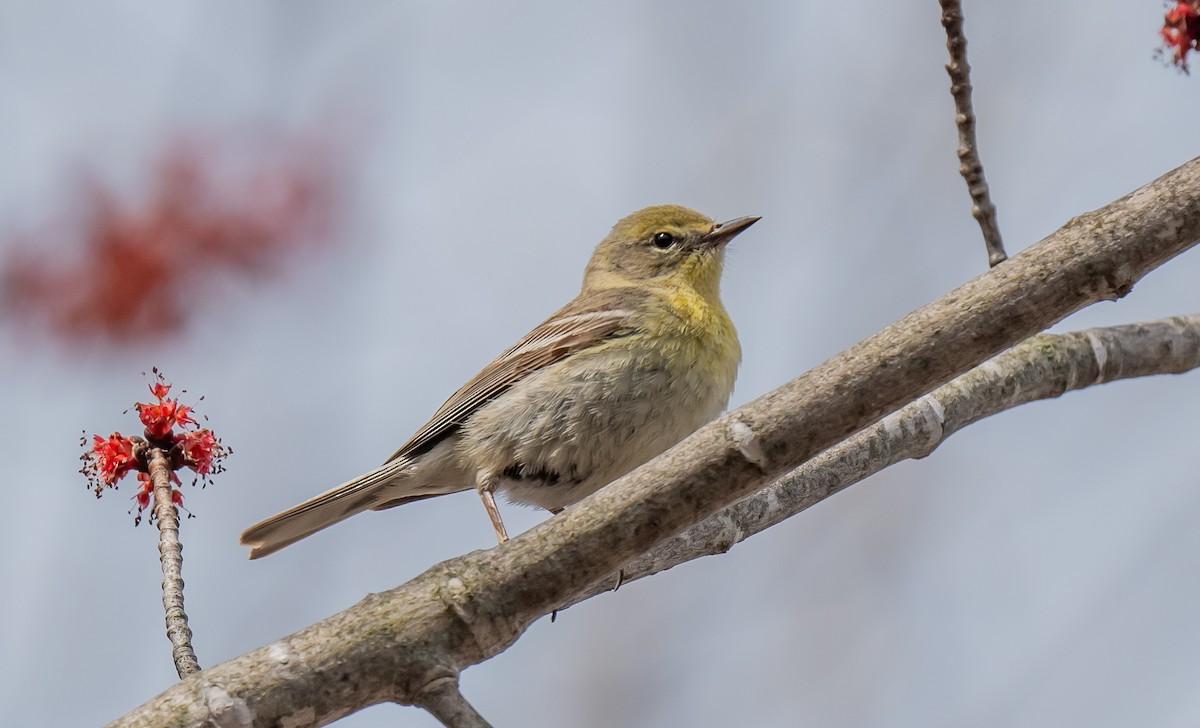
[457,342,736,511]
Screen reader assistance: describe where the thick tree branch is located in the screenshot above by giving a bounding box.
[110,156,1200,727]
[564,314,1200,606]
[940,0,1007,266]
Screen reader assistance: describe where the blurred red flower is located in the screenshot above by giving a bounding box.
[1162,0,1200,71]
[2,132,338,343]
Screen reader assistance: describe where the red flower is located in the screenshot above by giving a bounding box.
[1162,1,1200,71]
[85,371,227,523]
[135,474,153,511]
[178,428,219,474]
[136,393,196,440]
[91,433,137,485]
[134,472,184,514]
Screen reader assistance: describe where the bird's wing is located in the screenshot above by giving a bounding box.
[382,286,642,465]
[239,288,642,557]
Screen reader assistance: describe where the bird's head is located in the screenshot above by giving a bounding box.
[583,204,759,295]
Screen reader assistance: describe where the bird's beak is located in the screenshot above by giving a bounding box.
[704,215,761,247]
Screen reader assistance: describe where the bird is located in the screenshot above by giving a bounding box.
[240,204,759,558]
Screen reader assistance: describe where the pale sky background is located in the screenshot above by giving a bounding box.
[2,2,1199,727]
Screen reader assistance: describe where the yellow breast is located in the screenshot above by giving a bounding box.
[657,284,741,394]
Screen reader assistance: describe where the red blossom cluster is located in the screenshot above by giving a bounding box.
[91,433,137,484]
[3,133,338,343]
[82,371,228,523]
[137,381,196,439]
[1162,1,1200,71]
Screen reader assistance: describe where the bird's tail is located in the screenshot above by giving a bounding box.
[240,458,414,559]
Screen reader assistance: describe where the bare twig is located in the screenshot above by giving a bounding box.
[940,0,1007,266]
[412,677,494,728]
[109,156,1200,728]
[147,447,201,679]
[564,314,1200,606]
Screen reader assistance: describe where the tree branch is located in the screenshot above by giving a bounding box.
[412,678,494,728]
[940,0,1007,266]
[109,156,1200,727]
[563,313,1200,606]
[147,447,201,679]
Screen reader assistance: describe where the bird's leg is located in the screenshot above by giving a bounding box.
[475,471,509,543]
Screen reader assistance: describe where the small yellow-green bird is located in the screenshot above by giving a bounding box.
[240,205,758,558]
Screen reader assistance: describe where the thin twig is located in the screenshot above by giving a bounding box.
[147,447,201,678]
[563,314,1200,606]
[940,0,1007,266]
[413,677,494,728]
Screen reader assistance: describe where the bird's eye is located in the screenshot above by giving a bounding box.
[652,232,676,249]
